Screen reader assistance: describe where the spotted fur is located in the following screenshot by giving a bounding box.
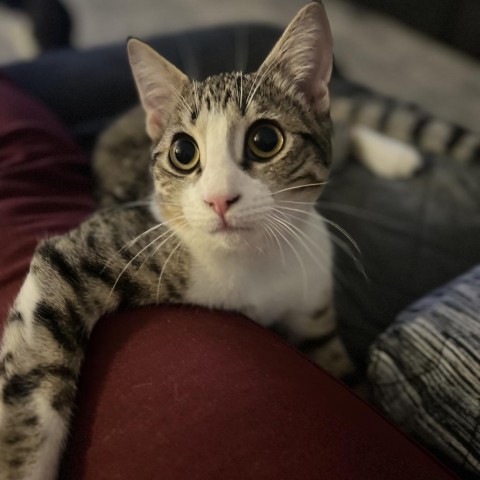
[0,3,353,479]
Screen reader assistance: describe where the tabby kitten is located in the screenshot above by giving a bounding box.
[0,3,351,479]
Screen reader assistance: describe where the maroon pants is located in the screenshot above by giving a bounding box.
[0,77,455,479]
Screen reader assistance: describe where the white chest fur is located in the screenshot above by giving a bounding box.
[185,214,333,328]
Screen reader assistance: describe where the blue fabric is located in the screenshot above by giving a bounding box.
[368,265,480,474]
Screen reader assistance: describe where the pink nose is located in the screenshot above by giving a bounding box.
[204,194,241,218]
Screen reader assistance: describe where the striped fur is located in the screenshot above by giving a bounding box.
[0,4,354,479]
[331,88,480,167]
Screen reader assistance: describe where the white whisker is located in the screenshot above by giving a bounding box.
[156,239,184,303]
[265,213,308,300]
[193,80,200,117]
[271,182,328,196]
[319,201,412,231]
[270,210,331,276]
[240,72,243,111]
[107,226,181,302]
[245,52,283,111]
[234,26,248,72]
[275,205,361,255]
[277,200,316,205]
[273,208,367,279]
[263,221,286,266]
[138,220,188,271]
[102,214,186,271]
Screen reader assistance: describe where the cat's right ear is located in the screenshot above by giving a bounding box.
[257,2,333,114]
[127,38,188,140]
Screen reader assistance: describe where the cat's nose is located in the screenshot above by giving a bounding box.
[204,194,241,217]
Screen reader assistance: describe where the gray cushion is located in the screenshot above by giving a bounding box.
[367,265,480,475]
[319,153,480,366]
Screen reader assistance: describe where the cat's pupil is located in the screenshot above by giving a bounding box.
[247,123,284,160]
[174,139,196,164]
[252,127,278,153]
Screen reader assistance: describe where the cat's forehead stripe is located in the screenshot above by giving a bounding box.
[189,73,250,121]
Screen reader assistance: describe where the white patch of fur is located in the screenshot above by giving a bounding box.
[9,273,41,346]
[185,210,333,332]
[351,126,422,179]
[180,111,276,250]
[24,400,66,480]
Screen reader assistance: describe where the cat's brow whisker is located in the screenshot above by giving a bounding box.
[234,26,248,72]
[245,52,283,111]
[192,80,200,117]
[178,93,193,116]
[234,71,244,112]
[271,182,328,196]
[156,239,184,303]
[176,36,200,79]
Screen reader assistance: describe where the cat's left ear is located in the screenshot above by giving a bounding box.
[258,2,333,113]
[128,38,188,140]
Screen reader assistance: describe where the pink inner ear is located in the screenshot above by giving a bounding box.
[146,111,164,139]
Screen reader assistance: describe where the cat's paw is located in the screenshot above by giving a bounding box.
[306,335,356,379]
[351,126,423,179]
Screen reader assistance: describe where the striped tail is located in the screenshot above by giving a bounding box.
[331,87,480,166]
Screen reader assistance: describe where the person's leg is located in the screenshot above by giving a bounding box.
[0,76,93,321]
[0,0,71,50]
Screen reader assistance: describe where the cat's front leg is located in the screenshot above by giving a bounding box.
[0,207,173,480]
[284,304,355,379]
[0,267,88,480]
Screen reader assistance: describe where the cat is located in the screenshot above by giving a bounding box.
[0,3,353,479]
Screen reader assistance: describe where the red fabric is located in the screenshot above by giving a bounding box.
[0,77,94,320]
[0,77,456,479]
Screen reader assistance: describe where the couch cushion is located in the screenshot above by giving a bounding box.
[368,265,480,476]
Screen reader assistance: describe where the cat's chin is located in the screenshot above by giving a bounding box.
[182,225,267,254]
[210,228,259,251]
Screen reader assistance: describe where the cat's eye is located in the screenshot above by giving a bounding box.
[246,122,284,160]
[169,135,200,172]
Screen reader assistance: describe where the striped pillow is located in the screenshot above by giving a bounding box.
[368,265,480,475]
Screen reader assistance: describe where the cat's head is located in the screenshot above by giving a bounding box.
[128,2,333,253]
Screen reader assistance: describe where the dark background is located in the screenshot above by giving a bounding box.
[350,0,480,58]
